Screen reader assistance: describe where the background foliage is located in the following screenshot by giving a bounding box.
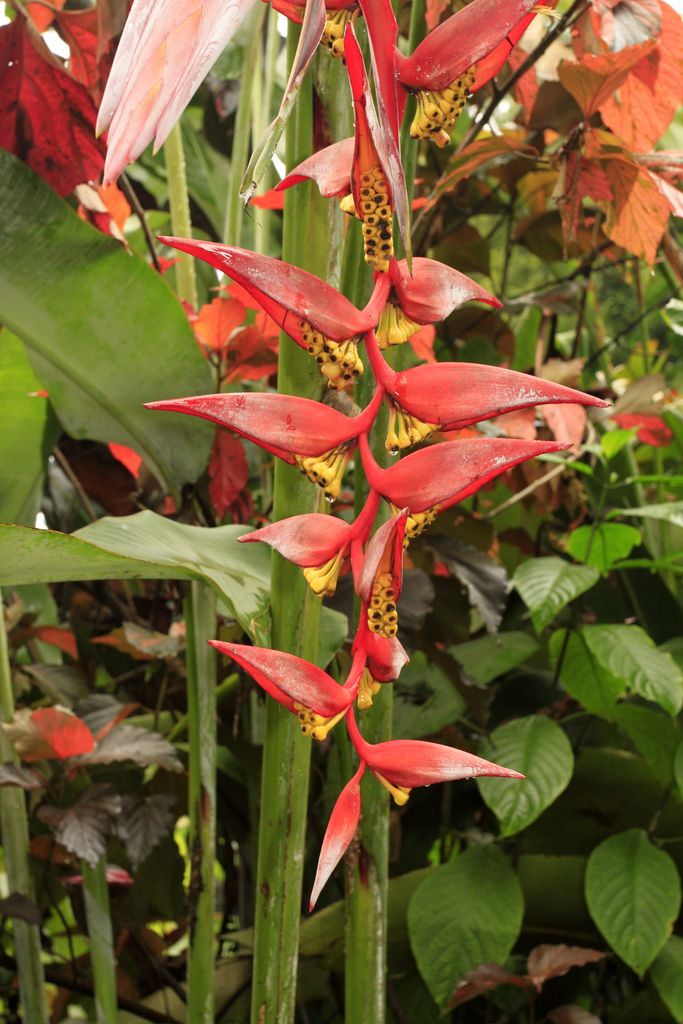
[1,0,683,1021]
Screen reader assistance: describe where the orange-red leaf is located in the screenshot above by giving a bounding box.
[209,430,251,521]
[558,41,656,118]
[4,708,95,762]
[192,296,247,353]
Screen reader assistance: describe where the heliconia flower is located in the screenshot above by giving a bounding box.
[342,25,410,271]
[146,387,383,502]
[346,708,523,805]
[210,641,355,740]
[376,257,500,350]
[278,139,356,199]
[158,236,389,389]
[240,491,380,598]
[98,0,259,183]
[356,510,407,641]
[395,0,550,147]
[309,762,364,910]
[359,434,570,540]
[357,629,410,686]
[365,331,610,451]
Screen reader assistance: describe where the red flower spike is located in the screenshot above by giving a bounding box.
[365,333,609,451]
[357,510,407,640]
[344,24,411,271]
[357,0,401,141]
[98,0,258,183]
[147,389,383,502]
[346,710,523,805]
[159,236,387,390]
[360,434,570,539]
[210,641,354,740]
[353,627,409,685]
[310,762,364,910]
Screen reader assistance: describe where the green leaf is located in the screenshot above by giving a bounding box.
[549,629,623,718]
[451,631,539,685]
[649,935,683,1021]
[585,830,681,976]
[513,557,599,633]
[582,625,683,716]
[316,608,348,670]
[672,741,683,800]
[0,330,58,526]
[0,150,213,496]
[612,704,680,783]
[601,428,636,460]
[566,523,641,571]
[478,716,574,836]
[407,846,523,1008]
[393,652,465,740]
[0,513,270,642]
[614,502,683,529]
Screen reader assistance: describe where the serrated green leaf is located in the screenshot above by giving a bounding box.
[0,513,270,642]
[393,652,464,740]
[513,557,599,632]
[566,523,641,571]
[612,704,680,783]
[451,631,539,685]
[0,150,213,496]
[649,935,683,1021]
[549,629,623,718]
[585,830,680,976]
[407,846,523,1008]
[582,625,683,716]
[477,716,574,836]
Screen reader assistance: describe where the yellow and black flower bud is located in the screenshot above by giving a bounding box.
[294,703,346,741]
[409,66,477,147]
[376,301,421,349]
[386,404,437,452]
[295,445,351,502]
[367,571,399,638]
[358,167,393,273]
[298,319,363,391]
[391,503,440,545]
[321,8,355,60]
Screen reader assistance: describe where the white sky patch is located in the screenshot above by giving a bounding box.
[34,512,48,530]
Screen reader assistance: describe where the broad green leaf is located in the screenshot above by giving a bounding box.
[673,741,683,800]
[612,704,680,783]
[649,936,683,1021]
[478,716,574,836]
[451,631,539,685]
[585,830,680,976]
[582,624,683,716]
[393,652,464,740]
[518,855,592,933]
[601,428,636,460]
[566,523,641,570]
[549,629,623,718]
[407,846,523,1008]
[614,502,683,529]
[0,513,270,642]
[513,557,599,632]
[317,608,348,670]
[0,330,58,525]
[0,150,213,496]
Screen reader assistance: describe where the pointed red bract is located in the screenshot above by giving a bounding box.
[390,257,500,322]
[210,642,354,718]
[239,514,353,567]
[277,138,355,197]
[361,436,571,513]
[357,510,407,605]
[354,629,409,682]
[309,763,364,910]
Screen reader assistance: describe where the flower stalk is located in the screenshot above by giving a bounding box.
[164,122,198,309]
[81,858,118,1024]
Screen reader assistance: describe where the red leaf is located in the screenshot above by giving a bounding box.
[509,46,539,124]
[57,7,101,97]
[527,944,606,991]
[449,964,529,1008]
[27,0,67,31]
[192,296,247,353]
[108,443,142,479]
[30,626,78,661]
[612,412,673,446]
[4,708,95,762]
[601,152,671,264]
[599,3,683,149]
[224,325,279,383]
[408,324,436,363]
[494,407,538,440]
[558,41,657,118]
[0,19,105,195]
[209,430,250,521]
[77,182,131,240]
[541,403,587,448]
[425,0,448,32]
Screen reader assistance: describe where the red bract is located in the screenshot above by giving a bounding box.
[356,510,407,639]
[159,235,388,389]
[309,763,364,910]
[146,389,382,501]
[347,709,523,805]
[210,641,355,740]
[360,434,570,539]
[365,332,609,450]
[278,138,356,198]
[98,0,258,182]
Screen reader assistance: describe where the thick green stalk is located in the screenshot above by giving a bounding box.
[250,28,331,1024]
[253,8,281,255]
[0,588,49,1024]
[224,7,266,247]
[164,122,198,309]
[184,581,218,1024]
[81,859,118,1024]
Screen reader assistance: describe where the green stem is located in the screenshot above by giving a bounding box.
[164,123,198,309]
[250,28,330,1024]
[0,588,49,1024]
[253,8,281,256]
[184,581,218,1024]
[224,7,266,247]
[81,858,118,1024]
